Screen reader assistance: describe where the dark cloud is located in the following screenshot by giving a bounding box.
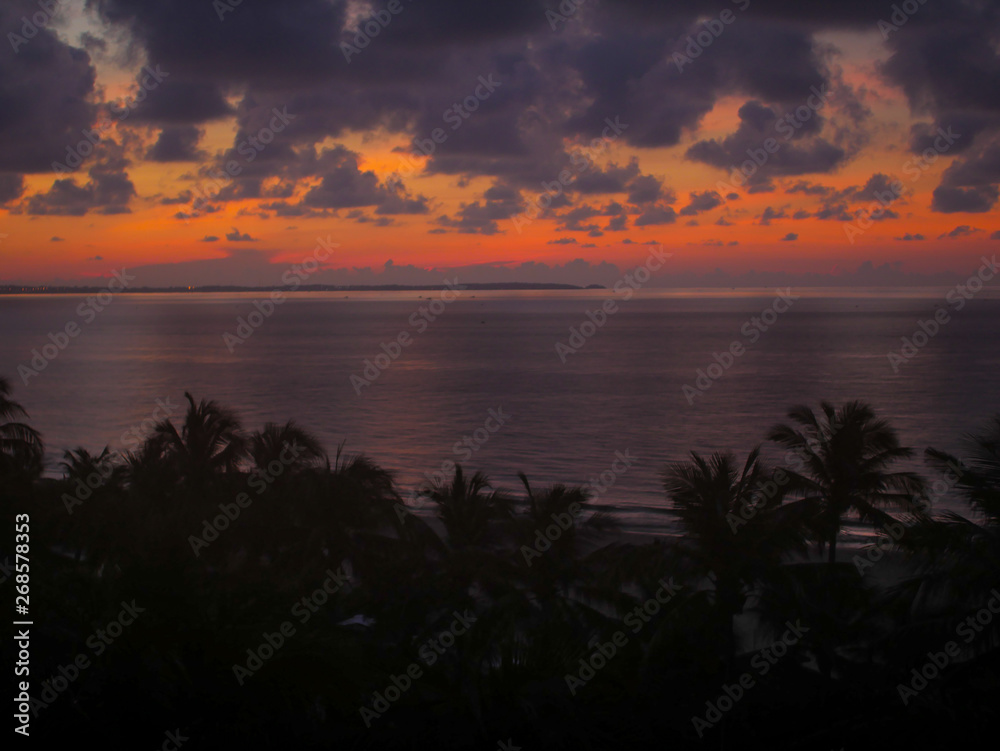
[300,146,429,214]
[877,2,1000,207]
[679,190,723,216]
[881,2,1000,153]
[225,227,257,242]
[572,160,640,195]
[146,126,205,162]
[758,206,787,225]
[806,173,903,222]
[746,180,776,194]
[937,225,982,239]
[785,180,832,196]
[257,201,328,218]
[23,145,135,216]
[931,137,1000,213]
[813,203,850,221]
[7,0,997,279]
[931,185,999,213]
[83,0,861,196]
[896,233,925,241]
[125,78,233,125]
[160,190,192,205]
[436,197,521,235]
[780,232,798,241]
[0,1,98,173]
[686,100,846,186]
[0,173,25,204]
[483,182,521,202]
[557,204,601,232]
[634,204,677,226]
[604,214,627,231]
[626,174,667,204]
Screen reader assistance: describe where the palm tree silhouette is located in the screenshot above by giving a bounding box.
[768,401,925,566]
[249,421,326,474]
[663,447,806,673]
[889,415,1000,652]
[59,446,121,485]
[0,375,44,480]
[421,464,512,550]
[57,446,126,563]
[142,391,247,486]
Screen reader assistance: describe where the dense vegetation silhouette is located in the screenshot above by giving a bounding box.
[2,381,998,748]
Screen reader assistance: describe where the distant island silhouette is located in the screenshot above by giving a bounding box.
[1,282,603,294]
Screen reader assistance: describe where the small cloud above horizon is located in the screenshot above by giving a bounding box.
[938,225,982,239]
[226,227,258,242]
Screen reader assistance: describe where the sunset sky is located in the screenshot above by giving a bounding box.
[2,0,999,286]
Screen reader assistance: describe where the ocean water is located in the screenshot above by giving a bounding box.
[2,288,998,538]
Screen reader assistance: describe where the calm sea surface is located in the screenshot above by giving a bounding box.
[2,289,998,539]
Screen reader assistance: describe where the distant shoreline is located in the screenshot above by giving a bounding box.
[5,283,1000,296]
[0,282,604,295]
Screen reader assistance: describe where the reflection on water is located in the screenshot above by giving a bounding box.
[2,289,998,537]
